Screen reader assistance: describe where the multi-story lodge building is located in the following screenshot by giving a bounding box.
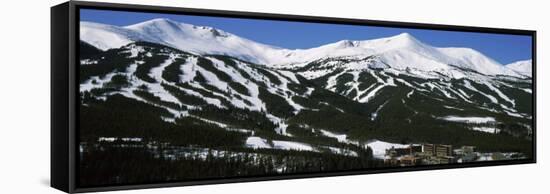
[384,143,456,166]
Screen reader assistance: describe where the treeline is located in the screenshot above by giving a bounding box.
[79,47,133,83]
[80,94,247,147]
[286,88,532,157]
[79,144,384,187]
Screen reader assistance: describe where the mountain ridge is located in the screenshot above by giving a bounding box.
[76,18,534,185]
[80,18,530,77]
[78,40,533,160]
[506,59,532,77]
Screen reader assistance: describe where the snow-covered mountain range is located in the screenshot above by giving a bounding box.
[78,18,533,161]
[507,59,532,77]
[81,18,531,78]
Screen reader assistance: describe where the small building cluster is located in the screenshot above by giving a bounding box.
[383,144,483,166]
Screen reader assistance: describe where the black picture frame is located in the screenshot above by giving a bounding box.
[51,1,536,193]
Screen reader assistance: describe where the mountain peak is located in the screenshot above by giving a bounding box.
[124,18,187,36]
[80,20,521,77]
[142,18,183,26]
[148,18,178,23]
[131,18,231,38]
[506,59,532,77]
[394,32,413,38]
[331,40,360,48]
[386,32,422,46]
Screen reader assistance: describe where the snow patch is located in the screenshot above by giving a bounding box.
[272,140,315,152]
[245,137,272,149]
[440,116,495,123]
[366,140,408,159]
[471,126,500,134]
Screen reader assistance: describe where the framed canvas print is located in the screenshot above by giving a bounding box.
[51,1,536,193]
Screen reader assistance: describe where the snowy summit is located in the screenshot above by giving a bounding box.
[81,18,530,77]
[506,59,532,77]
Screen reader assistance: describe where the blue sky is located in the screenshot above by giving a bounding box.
[81,9,532,64]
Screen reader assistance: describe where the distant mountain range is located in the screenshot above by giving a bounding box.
[81,18,531,78]
[79,18,533,163]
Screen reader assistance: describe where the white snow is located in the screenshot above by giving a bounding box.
[342,71,362,96]
[141,80,182,106]
[79,19,533,158]
[272,140,315,152]
[366,140,409,159]
[195,64,229,92]
[176,85,225,108]
[446,86,472,103]
[440,116,496,123]
[471,126,500,134]
[161,116,177,123]
[245,136,272,149]
[80,22,139,51]
[80,72,120,93]
[438,47,520,77]
[484,82,515,107]
[120,61,186,107]
[149,53,177,82]
[395,77,415,88]
[457,88,471,98]
[122,44,145,58]
[98,137,116,142]
[325,71,347,92]
[406,90,414,98]
[319,130,349,143]
[304,87,315,96]
[266,114,289,135]
[81,20,523,77]
[476,153,494,161]
[245,136,356,156]
[121,137,143,142]
[324,146,358,157]
[179,57,198,83]
[504,110,524,118]
[358,84,385,103]
[371,100,389,121]
[462,80,498,104]
[506,59,532,77]
[80,59,98,65]
[298,68,334,80]
[278,70,300,83]
[370,70,385,84]
[354,71,400,103]
[520,88,532,94]
[429,82,455,99]
[204,57,267,111]
[260,68,304,114]
[443,105,464,111]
